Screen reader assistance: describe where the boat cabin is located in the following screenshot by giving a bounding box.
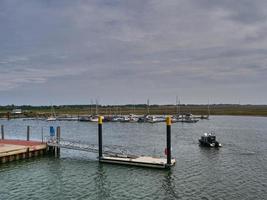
[201,133,216,143]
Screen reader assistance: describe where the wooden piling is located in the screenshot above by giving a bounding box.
[98,116,103,159]
[27,126,30,141]
[26,147,30,158]
[7,112,10,120]
[41,127,44,144]
[166,116,172,166]
[1,125,4,140]
[56,126,61,156]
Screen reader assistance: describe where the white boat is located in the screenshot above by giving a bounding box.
[111,116,123,122]
[146,115,165,123]
[120,116,130,122]
[89,116,99,122]
[47,116,57,121]
[47,105,57,121]
[128,114,139,122]
[175,113,198,123]
[89,116,104,122]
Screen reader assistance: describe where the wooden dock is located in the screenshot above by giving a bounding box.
[1,118,176,169]
[100,155,176,169]
[0,139,47,163]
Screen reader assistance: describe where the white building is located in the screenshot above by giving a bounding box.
[11,109,22,114]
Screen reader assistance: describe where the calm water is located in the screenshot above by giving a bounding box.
[0,116,266,200]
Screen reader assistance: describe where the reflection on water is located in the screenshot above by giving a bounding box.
[0,116,267,199]
[162,171,179,199]
[95,164,111,199]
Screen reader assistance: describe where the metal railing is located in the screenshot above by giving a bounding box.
[45,137,133,156]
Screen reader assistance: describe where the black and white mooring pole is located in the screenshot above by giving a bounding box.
[166,116,172,166]
[98,116,103,160]
[27,126,30,141]
[56,126,61,156]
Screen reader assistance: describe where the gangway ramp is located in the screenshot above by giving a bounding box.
[47,137,131,156]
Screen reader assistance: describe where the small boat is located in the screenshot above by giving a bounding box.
[146,115,155,123]
[137,116,146,122]
[174,113,199,123]
[120,116,130,122]
[78,116,91,122]
[146,115,165,123]
[111,116,124,122]
[47,116,57,121]
[128,114,139,122]
[175,118,199,123]
[199,132,222,147]
[89,116,100,122]
[47,105,57,121]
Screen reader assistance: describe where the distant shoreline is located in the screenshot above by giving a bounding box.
[1,104,267,118]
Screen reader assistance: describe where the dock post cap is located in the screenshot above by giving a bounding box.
[166,116,172,125]
[98,116,103,124]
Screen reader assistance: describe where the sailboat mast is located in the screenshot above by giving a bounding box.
[178,99,181,116]
[208,100,210,119]
[51,104,56,117]
[147,99,150,115]
[90,99,93,115]
[95,99,98,115]
[176,96,178,115]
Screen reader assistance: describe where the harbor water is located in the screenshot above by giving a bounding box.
[0,116,266,200]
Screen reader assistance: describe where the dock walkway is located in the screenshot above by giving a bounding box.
[100,156,176,168]
[0,139,47,163]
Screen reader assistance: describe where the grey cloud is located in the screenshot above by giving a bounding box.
[191,0,267,24]
[0,0,267,104]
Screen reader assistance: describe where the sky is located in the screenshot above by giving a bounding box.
[0,0,267,105]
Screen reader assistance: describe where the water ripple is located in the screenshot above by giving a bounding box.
[1,116,267,199]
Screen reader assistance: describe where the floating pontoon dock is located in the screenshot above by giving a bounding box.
[97,116,176,169]
[100,156,176,169]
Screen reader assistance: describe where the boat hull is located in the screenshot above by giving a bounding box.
[199,140,221,147]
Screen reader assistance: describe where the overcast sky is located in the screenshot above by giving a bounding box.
[0,0,267,105]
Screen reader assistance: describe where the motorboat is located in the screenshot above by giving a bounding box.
[89,116,101,122]
[199,132,222,147]
[111,116,124,122]
[146,115,165,123]
[120,116,130,122]
[78,116,91,122]
[175,113,198,123]
[128,114,139,122]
